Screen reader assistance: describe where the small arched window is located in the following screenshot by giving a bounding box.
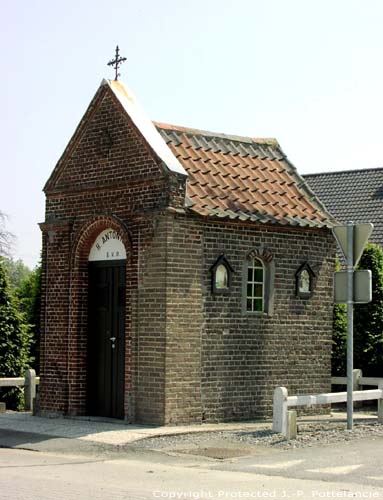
[210,255,234,295]
[299,270,310,293]
[215,264,229,290]
[295,262,316,298]
[246,258,265,312]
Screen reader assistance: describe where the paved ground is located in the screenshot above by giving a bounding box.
[0,411,382,499]
[0,411,271,445]
[216,436,383,488]
[1,443,383,500]
[0,410,377,444]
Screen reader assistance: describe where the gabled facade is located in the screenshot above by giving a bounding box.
[38,79,336,424]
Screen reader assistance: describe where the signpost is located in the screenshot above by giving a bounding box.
[334,270,372,304]
[332,221,373,430]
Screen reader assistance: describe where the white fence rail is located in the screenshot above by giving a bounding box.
[273,382,383,439]
[0,369,39,412]
[332,370,382,388]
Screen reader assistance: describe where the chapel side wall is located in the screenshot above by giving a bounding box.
[134,214,168,424]
[38,224,71,415]
[200,222,335,422]
[164,215,204,424]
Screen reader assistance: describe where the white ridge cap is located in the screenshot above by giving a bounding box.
[101,79,187,176]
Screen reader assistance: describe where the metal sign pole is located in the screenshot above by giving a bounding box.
[346,221,354,430]
[333,221,373,430]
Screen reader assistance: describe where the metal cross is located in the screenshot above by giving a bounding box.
[107,45,127,81]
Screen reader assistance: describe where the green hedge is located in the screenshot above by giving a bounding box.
[0,258,33,409]
[332,243,383,377]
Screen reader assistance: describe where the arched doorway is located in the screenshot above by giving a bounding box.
[87,228,126,419]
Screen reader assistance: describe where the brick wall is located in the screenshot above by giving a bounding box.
[164,215,204,424]
[134,215,167,424]
[162,215,335,423]
[200,220,335,421]
[38,221,71,415]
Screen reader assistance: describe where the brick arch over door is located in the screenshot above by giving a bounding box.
[67,216,133,417]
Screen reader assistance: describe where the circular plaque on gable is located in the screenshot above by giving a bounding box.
[88,228,126,261]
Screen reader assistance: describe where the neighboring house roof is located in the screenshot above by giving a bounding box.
[156,122,334,229]
[304,168,383,247]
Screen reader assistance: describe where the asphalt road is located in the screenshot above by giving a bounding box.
[214,435,383,488]
[0,429,382,499]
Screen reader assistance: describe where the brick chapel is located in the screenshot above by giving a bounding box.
[38,77,336,424]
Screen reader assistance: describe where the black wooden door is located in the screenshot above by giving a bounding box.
[87,261,125,419]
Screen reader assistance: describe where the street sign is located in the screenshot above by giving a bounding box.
[332,221,374,431]
[334,270,372,304]
[332,223,374,268]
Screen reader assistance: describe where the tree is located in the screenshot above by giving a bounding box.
[3,258,31,290]
[16,265,41,372]
[0,258,33,409]
[354,243,383,376]
[0,211,14,258]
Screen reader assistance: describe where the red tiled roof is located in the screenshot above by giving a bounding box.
[156,122,334,229]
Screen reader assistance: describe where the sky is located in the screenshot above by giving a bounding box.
[2,0,383,268]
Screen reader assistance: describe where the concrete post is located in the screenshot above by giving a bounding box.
[378,381,383,424]
[272,387,288,435]
[286,410,297,440]
[24,369,36,411]
[353,369,363,390]
[353,369,363,409]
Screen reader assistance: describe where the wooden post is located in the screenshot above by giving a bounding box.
[272,387,288,435]
[24,369,36,411]
[378,381,383,423]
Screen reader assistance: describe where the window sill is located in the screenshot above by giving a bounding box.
[242,310,273,317]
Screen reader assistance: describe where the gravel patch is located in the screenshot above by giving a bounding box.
[132,421,383,452]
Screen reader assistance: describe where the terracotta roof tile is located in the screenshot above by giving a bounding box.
[155,123,334,228]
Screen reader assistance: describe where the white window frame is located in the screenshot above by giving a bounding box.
[246,258,265,312]
[242,247,275,316]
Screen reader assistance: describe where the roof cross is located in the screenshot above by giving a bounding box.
[107,45,127,81]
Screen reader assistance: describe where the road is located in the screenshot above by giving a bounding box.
[0,432,382,500]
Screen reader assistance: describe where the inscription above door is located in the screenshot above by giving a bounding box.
[89,228,126,261]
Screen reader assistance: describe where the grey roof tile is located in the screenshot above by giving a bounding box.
[304,168,383,247]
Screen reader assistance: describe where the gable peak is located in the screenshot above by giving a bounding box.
[101,79,187,177]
